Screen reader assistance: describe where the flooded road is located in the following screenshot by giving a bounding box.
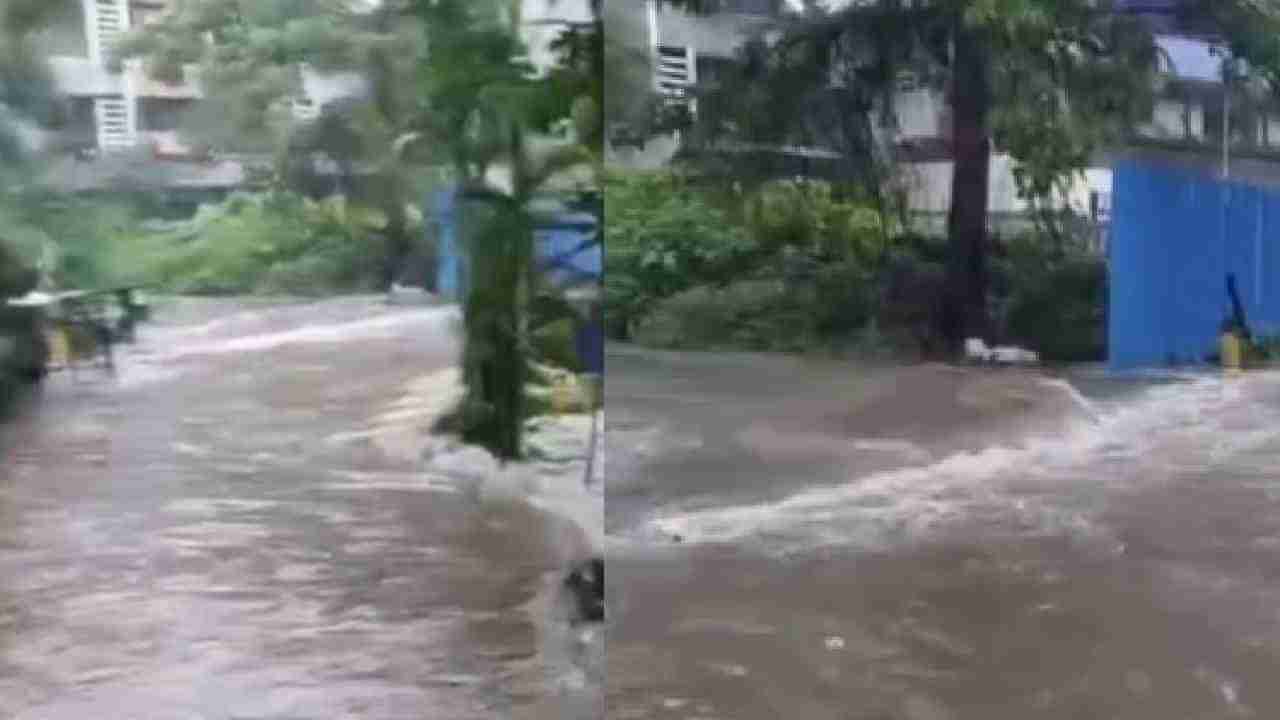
[0,297,598,719]
[606,343,1280,719]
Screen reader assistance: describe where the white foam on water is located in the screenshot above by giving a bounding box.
[649,373,1280,551]
[1039,377,1101,420]
[160,306,459,360]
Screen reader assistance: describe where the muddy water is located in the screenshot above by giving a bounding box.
[0,297,594,719]
[607,345,1280,719]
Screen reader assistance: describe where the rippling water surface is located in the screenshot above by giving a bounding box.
[0,297,596,719]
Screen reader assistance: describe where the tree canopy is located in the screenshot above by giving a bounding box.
[114,0,437,287]
[0,0,72,183]
[661,0,1280,349]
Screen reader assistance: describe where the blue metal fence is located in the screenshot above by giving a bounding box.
[1110,159,1280,368]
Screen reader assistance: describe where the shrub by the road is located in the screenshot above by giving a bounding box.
[1004,256,1107,363]
[136,193,393,296]
[607,169,1109,363]
[605,171,758,339]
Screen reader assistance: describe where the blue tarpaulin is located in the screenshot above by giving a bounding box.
[430,188,601,298]
[1109,159,1280,368]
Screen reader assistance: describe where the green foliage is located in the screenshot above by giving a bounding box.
[609,168,1108,362]
[126,193,391,296]
[633,280,816,353]
[116,0,433,289]
[405,0,600,462]
[1001,249,1107,364]
[531,318,581,372]
[0,234,38,299]
[1,0,75,184]
[0,194,145,292]
[605,171,757,337]
[748,180,891,263]
[454,196,533,459]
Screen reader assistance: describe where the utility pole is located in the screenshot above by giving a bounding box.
[1223,64,1231,179]
[1216,48,1234,179]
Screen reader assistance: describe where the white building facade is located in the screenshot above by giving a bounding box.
[34,0,367,191]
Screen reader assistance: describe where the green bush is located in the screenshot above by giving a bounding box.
[132,193,391,295]
[605,171,758,338]
[1004,257,1107,363]
[877,250,947,357]
[0,241,46,400]
[811,261,878,340]
[748,180,890,264]
[532,317,581,372]
[633,280,816,352]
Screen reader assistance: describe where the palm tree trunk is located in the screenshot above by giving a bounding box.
[942,21,992,353]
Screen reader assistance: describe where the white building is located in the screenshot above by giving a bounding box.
[30,0,368,194]
[31,0,592,195]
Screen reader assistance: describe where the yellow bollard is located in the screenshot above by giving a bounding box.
[1221,331,1243,372]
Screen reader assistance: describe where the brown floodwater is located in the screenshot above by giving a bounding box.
[0,297,598,719]
[607,344,1280,719]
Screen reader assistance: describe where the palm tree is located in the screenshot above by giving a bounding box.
[410,0,593,461]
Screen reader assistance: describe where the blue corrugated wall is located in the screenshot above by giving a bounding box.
[1110,159,1280,368]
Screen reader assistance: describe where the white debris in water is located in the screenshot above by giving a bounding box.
[386,284,441,306]
[704,662,750,677]
[1125,669,1153,695]
[171,443,213,458]
[159,305,460,360]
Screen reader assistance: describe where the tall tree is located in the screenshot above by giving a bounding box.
[666,0,1161,350]
[1,0,75,295]
[114,0,429,289]
[408,0,592,461]
[0,0,71,186]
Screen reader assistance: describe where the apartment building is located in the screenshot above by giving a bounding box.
[31,0,592,197]
[30,0,366,196]
[605,0,786,168]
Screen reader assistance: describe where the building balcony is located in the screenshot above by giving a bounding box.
[125,60,201,99]
[139,130,209,161]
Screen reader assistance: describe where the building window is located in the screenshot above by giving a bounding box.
[695,57,734,88]
[1090,191,1111,224]
[138,98,191,132]
[655,45,694,101]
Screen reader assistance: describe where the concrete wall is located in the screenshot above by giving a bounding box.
[654,4,773,59]
[893,89,946,139]
[898,155,1112,217]
[1146,99,1186,138]
[48,57,123,96]
[299,69,367,108]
